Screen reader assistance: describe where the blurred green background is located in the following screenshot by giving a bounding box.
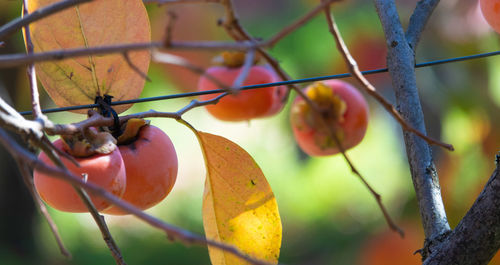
[0,0,499,264]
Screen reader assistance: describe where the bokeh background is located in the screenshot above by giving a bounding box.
[0,0,499,264]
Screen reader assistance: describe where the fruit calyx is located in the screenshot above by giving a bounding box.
[61,129,117,158]
[291,82,348,150]
[116,118,150,145]
[292,82,347,129]
[214,51,260,68]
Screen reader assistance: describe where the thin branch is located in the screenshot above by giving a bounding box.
[41,135,79,166]
[34,136,127,265]
[22,0,51,128]
[405,0,440,52]
[0,0,92,41]
[163,11,178,47]
[323,6,452,151]
[373,0,451,241]
[231,49,255,89]
[74,185,127,265]
[143,0,221,5]
[326,116,405,236]
[174,92,228,116]
[264,0,340,48]
[18,161,71,259]
[0,41,257,69]
[152,51,232,91]
[220,0,301,101]
[0,127,273,265]
[45,93,231,136]
[122,52,151,82]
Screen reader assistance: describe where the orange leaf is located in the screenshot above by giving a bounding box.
[197,132,282,265]
[27,0,151,114]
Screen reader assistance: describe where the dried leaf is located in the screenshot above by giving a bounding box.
[61,129,116,157]
[197,132,282,265]
[116,118,150,145]
[27,0,151,114]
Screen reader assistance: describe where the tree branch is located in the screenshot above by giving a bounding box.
[143,0,221,5]
[0,0,92,41]
[264,0,340,48]
[0,41,258,69]
[18,161,72,259]
[405,0,440,52]
[373,0,451,241]
[322,4,404,236]
[152,51,232,91]
[423,156,500,264]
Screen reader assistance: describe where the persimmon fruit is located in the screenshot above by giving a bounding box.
[34,139,127,213]
[480,0,500,34]
[198,53,286,121]
[103,124,178,215]
[290,80,369,156]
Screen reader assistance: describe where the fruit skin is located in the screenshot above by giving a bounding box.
[480,0,500,34]
[103,125,178,215]
[290,80,369,156]
[198,65,286,121]
[34,139,126,213]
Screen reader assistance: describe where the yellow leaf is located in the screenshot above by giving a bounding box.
[27,0,151,114]
[197,132,282,265]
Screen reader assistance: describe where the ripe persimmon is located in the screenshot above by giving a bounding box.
[197,52,286,121]
[34,139,126,213]
[479,0,500,34]
[290,80,369,156]
[103,124,178,215]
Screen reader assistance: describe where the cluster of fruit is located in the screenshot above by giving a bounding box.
[197,51,369,157]
[34,121,178,214]
[32,0,500,214]
[34,50,369,214]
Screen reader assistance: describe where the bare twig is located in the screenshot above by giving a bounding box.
[231,49,255,89]
[152,51,232,91]
[44,93,230,136]
[18,161,71,259]
[123,52,151,82]
[74,186,127,265]
[264,0,340,48]
[41,135,79,166]
[163,11,178,47]
[144,0,221,5]
[22,0,48,124]
[323,6,453,151]
[0,41,258,69]
[328,122,404,236]
[219,0,300,101]
[0,0,92,41]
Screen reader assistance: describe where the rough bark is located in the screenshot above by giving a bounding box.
[424,158,500,264]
